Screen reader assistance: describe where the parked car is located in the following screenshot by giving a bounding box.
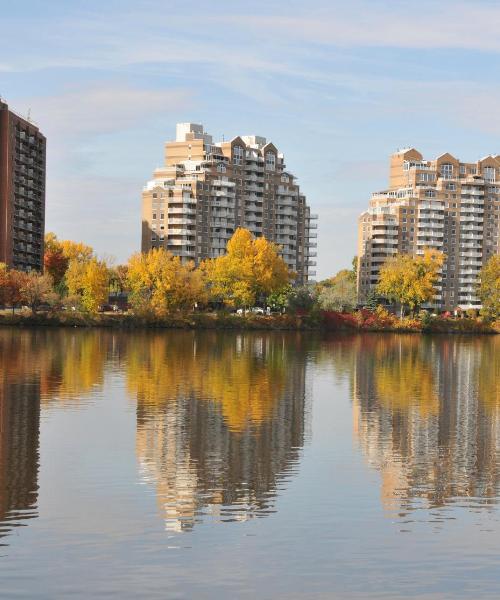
[236,307,265,315]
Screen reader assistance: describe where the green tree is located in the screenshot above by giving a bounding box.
[287,286,316,314]
[318,269,357,311]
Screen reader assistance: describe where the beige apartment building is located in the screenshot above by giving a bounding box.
[141,123,317,283]
[357,148,500,310]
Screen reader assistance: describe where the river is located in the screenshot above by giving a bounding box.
[0,328,498,598]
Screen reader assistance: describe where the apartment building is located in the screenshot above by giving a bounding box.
[0,99,46,271]
[358,148,500,310]
[141,123,317,283]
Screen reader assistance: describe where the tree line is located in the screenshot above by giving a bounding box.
[0,227,498,319]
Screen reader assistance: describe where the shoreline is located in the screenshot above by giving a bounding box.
[0,312,498,334]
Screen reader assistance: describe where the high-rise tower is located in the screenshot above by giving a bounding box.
[141,123,317,284]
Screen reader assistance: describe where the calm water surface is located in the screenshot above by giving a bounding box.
[0,329,499,599]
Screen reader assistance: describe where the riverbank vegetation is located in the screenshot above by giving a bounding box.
[0,228,498,333]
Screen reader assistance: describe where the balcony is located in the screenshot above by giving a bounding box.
[168,207,196,215]
[167,227,196,237]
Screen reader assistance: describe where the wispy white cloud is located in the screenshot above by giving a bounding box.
[214,3,500,52]
[16,84,192,136]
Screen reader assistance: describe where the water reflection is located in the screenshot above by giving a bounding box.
[128,332,310,532]
[0,331,40,544]
[1,327,499,546]
[350,334,500,516]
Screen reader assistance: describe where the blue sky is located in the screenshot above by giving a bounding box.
[1,0,500,277]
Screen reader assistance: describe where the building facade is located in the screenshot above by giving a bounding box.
[357,148,500,310]
[141,123,317,283]
[0,99,46,271]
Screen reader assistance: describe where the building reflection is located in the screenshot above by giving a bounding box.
[0,330,40,544]
[350,334,500,514]
[0,328,116,545]
[127,331,310,532]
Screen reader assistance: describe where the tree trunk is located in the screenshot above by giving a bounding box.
[400,304,404,320]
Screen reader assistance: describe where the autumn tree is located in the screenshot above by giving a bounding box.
[44,233,94,289]
[478,255,500,318]
[60,239,94,262]
[66,258,110,312]
[203,228,291,308]
[0,263,8,307]
[44,244,69,287]
[0,266,29,313]
[377,249,444,318]
[19,271,54,314]
[127,248,205,314]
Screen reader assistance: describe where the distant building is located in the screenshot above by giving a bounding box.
[0,99,46,271]
[141,123,317,284]
[358,149,500,310]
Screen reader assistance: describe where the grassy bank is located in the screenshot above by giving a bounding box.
[0,309,498,333]
[0,311,319,330]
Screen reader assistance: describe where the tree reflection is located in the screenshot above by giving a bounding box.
[127,331,309,532]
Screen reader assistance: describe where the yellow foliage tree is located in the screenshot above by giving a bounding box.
[66,258,109,312]
[127,248,205,314]
[377,249,444,317]
[478,255,500,318]
[203,228,291,307]
[60,239,94,262]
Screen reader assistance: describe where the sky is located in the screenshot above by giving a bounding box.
[1,0,500,278]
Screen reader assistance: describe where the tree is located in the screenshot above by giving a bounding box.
[0,263,8,306]
[0,267,27,313]
[109,265,129,294]
[267,284,293,312]
[478,255,500,318]
[364,289,382,310]
[203,228,291,307]
[44,245,69,287]
[318,269,357,311]
[60,239,94,262]
[19,271,54,314]
[66,258,109,312]
[377,249,444,318]
[127,248,205,314]
[287,286,317,314]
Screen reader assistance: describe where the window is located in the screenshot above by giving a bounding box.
[217,163,226,173]
[440,163,453,179]
[484,166,496,182]
[419,172,435,182]
[265,152,276,171]
[233,145,244,165]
